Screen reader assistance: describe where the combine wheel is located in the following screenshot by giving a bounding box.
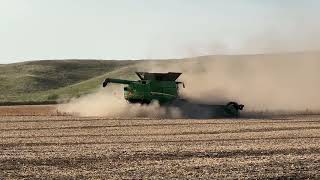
[226,102,244,110]
[224,102,244,117]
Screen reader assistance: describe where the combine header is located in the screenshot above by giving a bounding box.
[103,72,244,118]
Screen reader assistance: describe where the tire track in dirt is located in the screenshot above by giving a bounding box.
[0,123,220,131]
[1,118,319,124]
[1,132,320,139]
[108,148,320,161]
[1,125,319,133]
[1,147,320,166]
[0,136,319,147]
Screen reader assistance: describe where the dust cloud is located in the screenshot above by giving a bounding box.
[142,52,320,113]
[58,85,181,118]
[59,52,320,117]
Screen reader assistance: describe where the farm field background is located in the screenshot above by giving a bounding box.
[0,105,319,179]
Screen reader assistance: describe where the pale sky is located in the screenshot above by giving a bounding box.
[0,0,320,63]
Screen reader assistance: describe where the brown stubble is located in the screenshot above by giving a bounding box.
[0,105,319,179]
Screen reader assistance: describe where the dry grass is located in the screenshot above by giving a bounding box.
[0,106,319,179]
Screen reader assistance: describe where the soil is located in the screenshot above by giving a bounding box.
[0,105,319,179]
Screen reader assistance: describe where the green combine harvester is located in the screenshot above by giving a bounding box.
[102,72,244,118]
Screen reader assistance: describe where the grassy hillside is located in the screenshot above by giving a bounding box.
[0,60,138,103]
[6,64,144,102]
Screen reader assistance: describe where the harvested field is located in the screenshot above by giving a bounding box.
[0,106,319,179]
[0,105,58,116]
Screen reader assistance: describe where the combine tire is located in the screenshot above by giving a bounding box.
[226,102,244,110]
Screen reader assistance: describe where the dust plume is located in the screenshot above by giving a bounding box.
[59,52,320,117]
[142,52,320,113]
[58,85,181,118]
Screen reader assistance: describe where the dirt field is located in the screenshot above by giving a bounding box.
[0,105,319,179]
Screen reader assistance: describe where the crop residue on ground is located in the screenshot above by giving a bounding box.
[0,105,319,179]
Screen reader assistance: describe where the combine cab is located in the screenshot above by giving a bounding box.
[102,72,244,118]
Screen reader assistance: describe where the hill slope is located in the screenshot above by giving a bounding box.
[0,60,138,103]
